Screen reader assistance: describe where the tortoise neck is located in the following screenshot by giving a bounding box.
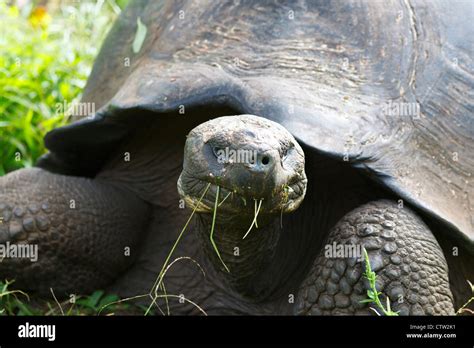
[196,212,281,299]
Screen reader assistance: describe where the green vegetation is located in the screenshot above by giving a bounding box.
[0,280,130,315]
[0,1,125,175]
[0,280,31,315]
[360,248,399,316]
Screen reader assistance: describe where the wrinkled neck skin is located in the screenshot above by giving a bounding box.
[196,212,281,300]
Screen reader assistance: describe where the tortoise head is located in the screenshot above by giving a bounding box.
[178,115,307,295]
[178,115,307,216]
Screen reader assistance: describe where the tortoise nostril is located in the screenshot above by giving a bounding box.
[261,156,270,165]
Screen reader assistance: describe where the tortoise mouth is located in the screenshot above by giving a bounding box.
[177,172,306,215]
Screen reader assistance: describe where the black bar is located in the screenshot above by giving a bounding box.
[0,316,472,346]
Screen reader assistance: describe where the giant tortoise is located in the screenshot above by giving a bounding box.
[0,0,473,315]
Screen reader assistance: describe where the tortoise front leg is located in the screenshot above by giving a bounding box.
[296,200,455,315]
[0,168,150,296]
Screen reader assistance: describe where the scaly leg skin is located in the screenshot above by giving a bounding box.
[296,200,455,315]
[0,168,150,296]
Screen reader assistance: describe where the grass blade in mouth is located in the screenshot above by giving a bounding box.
[218,190,232,207]
[254,198,259,228]
[242,199,263,239]
[210,185,230,273]
[145,182,212,315]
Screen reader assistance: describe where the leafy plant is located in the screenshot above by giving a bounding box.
[360,248,399,316]
[75,290,121,312]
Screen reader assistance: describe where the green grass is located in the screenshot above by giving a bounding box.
[0,1,125,175]
[0,280,31,315]
[0,280,133,316]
